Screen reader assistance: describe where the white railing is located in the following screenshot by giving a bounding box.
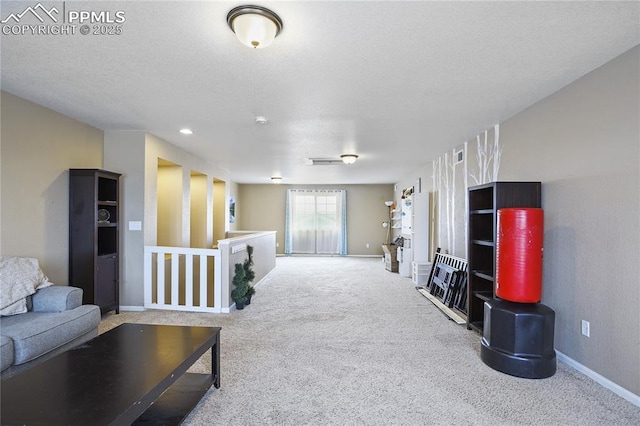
[144,246,222,313]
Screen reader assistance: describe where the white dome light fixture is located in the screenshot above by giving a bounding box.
[340,154,359,164]
[227,5,283,49]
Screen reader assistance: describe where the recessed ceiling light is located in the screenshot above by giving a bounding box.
[179,128,193,135]
[255,116,268,125]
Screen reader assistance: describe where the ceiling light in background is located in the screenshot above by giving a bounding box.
[271,176,282,183]
[227,5,283,49]
[340,154,359,164]
[179,128,193,135]
[255,116,268,125]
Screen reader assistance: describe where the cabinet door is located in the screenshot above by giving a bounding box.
[96,255,118,308]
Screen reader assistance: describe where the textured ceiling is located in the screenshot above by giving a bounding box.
[1,1,639,184]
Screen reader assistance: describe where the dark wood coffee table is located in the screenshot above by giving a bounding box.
[1,323,220,425]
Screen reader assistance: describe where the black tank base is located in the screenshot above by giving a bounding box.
[480,298,556,379]
[481,338,556,379]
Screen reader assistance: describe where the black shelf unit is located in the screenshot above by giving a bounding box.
[466,181,541,332]
[69,169,121,314]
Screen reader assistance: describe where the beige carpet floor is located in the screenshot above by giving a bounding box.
[100,257,640,425]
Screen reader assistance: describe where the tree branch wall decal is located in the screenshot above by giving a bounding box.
[431,124,502,257]
[469,124,502,185]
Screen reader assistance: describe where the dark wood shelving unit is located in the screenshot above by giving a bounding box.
[69,169,121,314]
[466,181,541,332]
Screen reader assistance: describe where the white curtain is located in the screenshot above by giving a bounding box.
[285,189,346,255]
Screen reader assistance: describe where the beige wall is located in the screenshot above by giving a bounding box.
[157,164,184,247]
[398,46,640,396]
[236,184,394,255]
[499,46,639,395]
[0,91,103,283]
[190,173,208,248]
[103,131,146,309]
[213,179,226,245]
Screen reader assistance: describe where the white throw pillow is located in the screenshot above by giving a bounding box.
[0,257,53,316]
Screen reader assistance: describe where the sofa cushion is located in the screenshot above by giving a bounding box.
[0,305,100,365]
[0,336,14,372]
[32,286,83,312]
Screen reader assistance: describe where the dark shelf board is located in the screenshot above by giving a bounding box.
[98,200,118,206]
[132,373,213,425]
[473,291,493,302]
[472,270,494,281]
[472,239,495,247]
[98,222,117,227]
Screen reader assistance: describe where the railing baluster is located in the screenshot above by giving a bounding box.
[171,254,179,306]
[214,255,221,310]
[144,250,152,307]
[157,251,165,305]
[199,254,207,308]
[185,253,193,307]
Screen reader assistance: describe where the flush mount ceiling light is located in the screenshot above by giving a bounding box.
[340,154,359,164]
[255,116,269,124]
[179,128,193,135]
[227,5,283,49]
[270,176,282,183]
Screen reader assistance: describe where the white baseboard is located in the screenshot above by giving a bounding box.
[556,350,640,407]
[119,305,145,312]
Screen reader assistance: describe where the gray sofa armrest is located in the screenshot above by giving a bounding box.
[31,286,83,312]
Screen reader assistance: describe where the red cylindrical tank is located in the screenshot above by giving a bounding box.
[495,208,544,303]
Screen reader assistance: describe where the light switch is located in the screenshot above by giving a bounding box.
[129,221,142,231]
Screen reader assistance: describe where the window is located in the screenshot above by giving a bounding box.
[285,190,346,255]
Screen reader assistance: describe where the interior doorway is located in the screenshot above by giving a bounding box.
[157,158,183,246]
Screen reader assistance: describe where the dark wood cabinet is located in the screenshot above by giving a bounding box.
[466,181,541,332]
[69,169,121,313]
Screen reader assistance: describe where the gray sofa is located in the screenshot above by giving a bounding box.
[1,285,101,378]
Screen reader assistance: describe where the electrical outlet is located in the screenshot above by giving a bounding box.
[366,243,370,248]
[581,320,590,337]
[276,243,280,248]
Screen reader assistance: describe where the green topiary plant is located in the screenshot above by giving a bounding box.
[243,245,256,304]
[231,262,248,309]
[246,282,256,304]
[231,245,256,309]
[244,245,255,283]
